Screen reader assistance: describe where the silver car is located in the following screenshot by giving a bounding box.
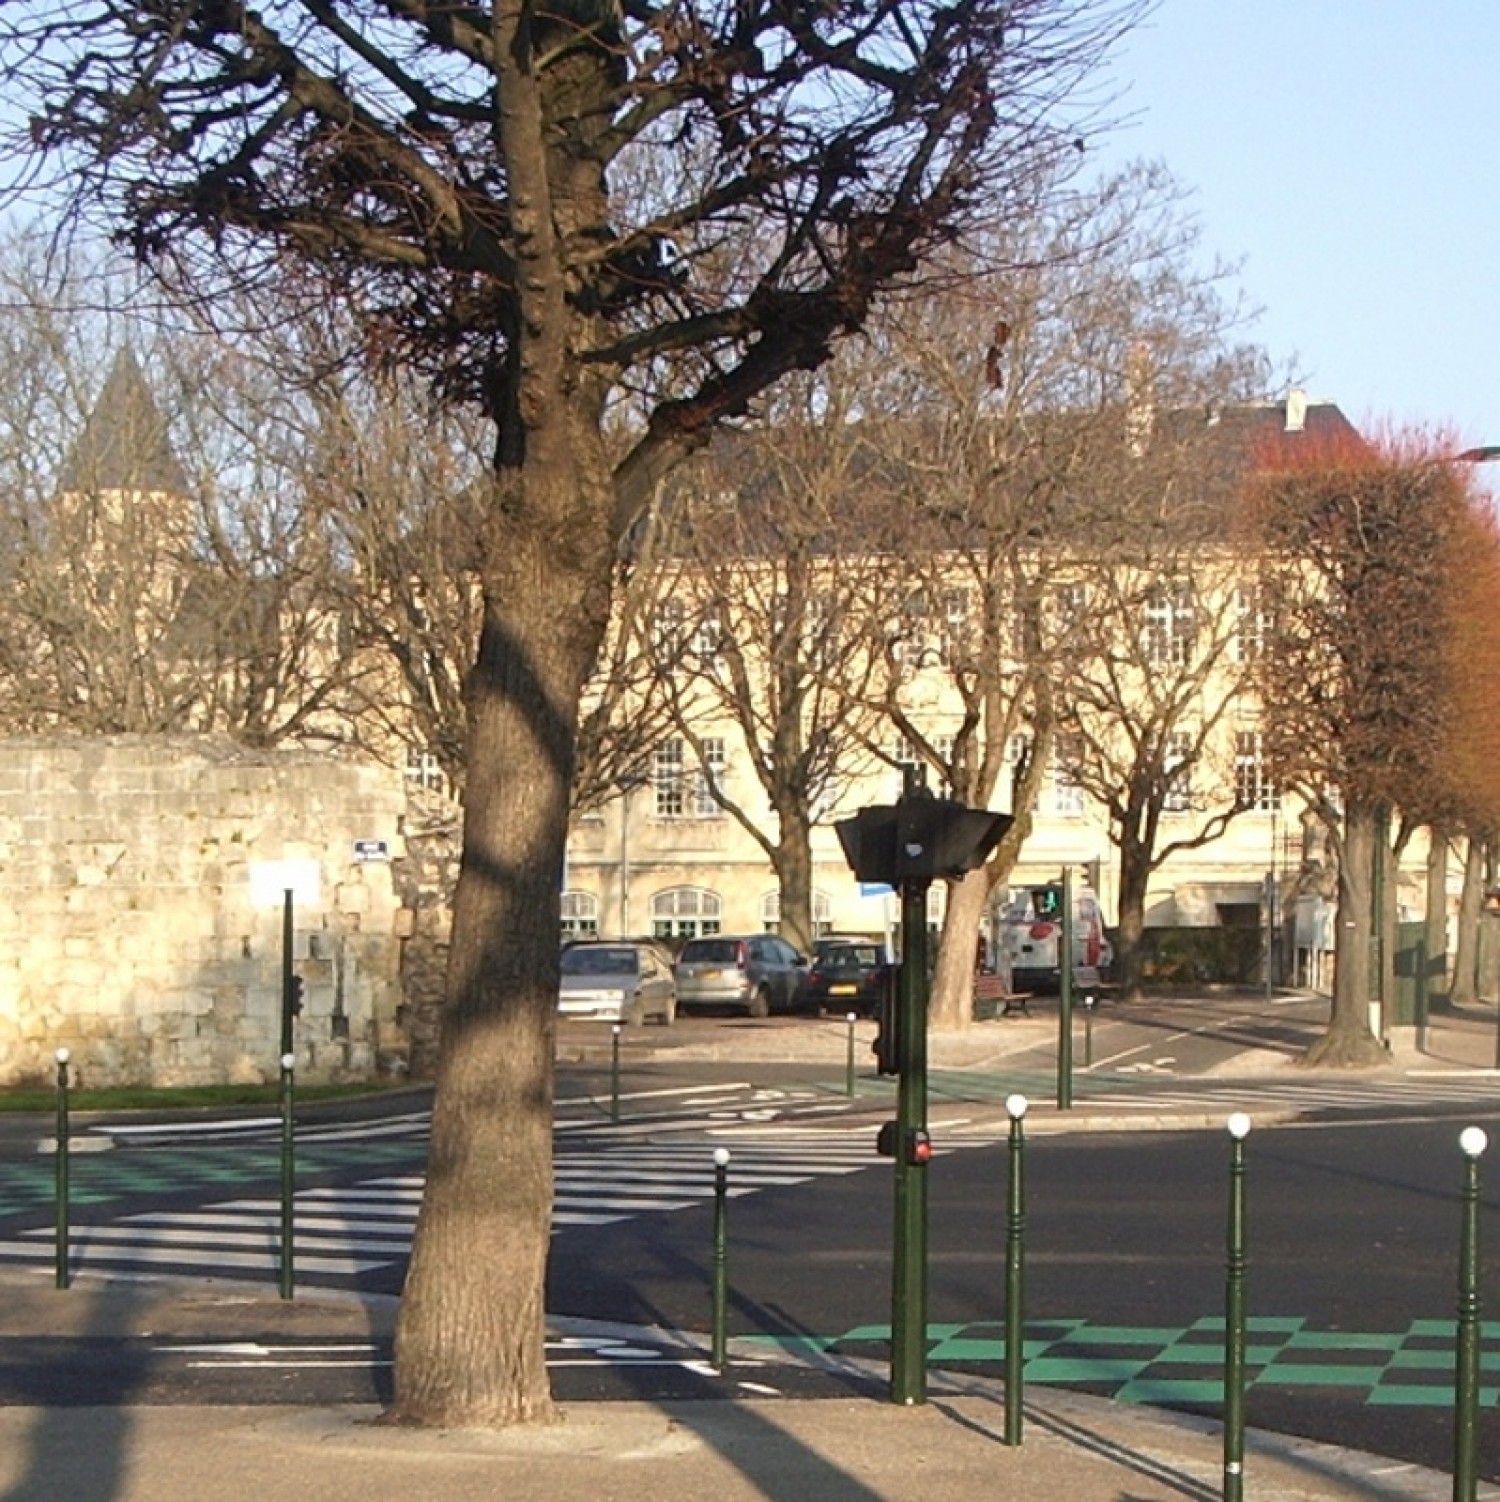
[558,941,677,1026]
[674,933,808,1017]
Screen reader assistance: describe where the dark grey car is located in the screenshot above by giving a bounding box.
[673,934,808,1017]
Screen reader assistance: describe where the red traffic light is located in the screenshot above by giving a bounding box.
[909,1128,933,1165]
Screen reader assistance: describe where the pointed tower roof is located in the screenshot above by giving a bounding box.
[56,347,192,499]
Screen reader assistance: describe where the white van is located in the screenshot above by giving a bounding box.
[997,882,1112,993]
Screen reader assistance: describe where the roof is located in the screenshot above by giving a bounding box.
[56,347,192,499]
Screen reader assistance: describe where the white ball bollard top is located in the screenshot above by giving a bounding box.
[846,1012,857,1023]
[54,1047,70,1066]
[713,1147,730,1168]
[1460,1126,1489,1160]
[1006,1093,1029,1120]
[1227,1111,1252,1140]
[281,1052,296,1072]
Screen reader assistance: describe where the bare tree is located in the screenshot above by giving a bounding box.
[2,0,1143,1424]
[648,382,895,953]
[847,161,1268,1026]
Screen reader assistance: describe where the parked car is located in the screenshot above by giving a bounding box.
[557,939,676,1026]
[804,937,890,1017]
[674,933,807,1017]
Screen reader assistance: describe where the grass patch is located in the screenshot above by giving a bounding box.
[0,1081,401,1114]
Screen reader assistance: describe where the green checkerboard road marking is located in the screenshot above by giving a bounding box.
[745,1318,1500,1406]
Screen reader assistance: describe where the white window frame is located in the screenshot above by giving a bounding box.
[1234,729,1278,812]
[1142,580,1196,668]
[560,890,599,938]
[1163,730,1193,812]
[651,886,722,940]
[1053,733,1085,816]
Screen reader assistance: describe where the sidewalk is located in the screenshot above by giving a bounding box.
[4,992,1499,1501]
[0,1270,1489,1502]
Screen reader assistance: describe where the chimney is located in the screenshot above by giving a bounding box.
[1126,340,1154,457]
[1284,387,1308,434]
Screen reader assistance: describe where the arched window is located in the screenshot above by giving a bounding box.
[760,889,833,937]
[650,886,722,941]
[560,890,599,938]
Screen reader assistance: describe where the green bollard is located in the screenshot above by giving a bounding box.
[1223,1112,1251,1502]
[279,1052,296,1301]
[845,1012,857,1098]
[611,1025,622,1123]
[54,1048,71,1291]
[1083,994,1095,1068]
[1057,869,1074,1111]
[1004,1093,1028,1446]
[711,1147,730,1371]
[1453,1125,1487,1502]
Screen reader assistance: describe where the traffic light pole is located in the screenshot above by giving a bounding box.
[891,871,930,1405]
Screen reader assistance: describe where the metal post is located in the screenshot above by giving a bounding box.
[891,869,931,1405]
[1083,994,1095,1068]
[1223,1112,1252,1502]
[1004,1094,1028,1446]
[845,1012,857,1098]
[280,889,296,1059]
[1057,867,1074,1111]
[610,1024,622,1122]
[279,1051,296,1300]
[54,1048,71,1291]
[711,1147,730,1371]
[1453,1126,1487,1502]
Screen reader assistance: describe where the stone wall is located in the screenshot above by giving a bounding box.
[0,736,412,1089]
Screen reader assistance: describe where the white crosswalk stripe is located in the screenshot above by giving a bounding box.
[0,1134,893,1286]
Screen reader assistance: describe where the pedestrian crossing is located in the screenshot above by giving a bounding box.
[0,1134,893,1290]
[1075,1071,1500,1120]
[81,1081,839,1152]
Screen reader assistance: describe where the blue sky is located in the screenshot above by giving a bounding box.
[1095,2,1500,449]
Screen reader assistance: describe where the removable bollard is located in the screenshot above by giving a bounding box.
[1004,1093,1028,1446]
[54,1048,71,1290]
[711,1147,730,1370]
[1083,994,1095,1068]
[279,1052,296,1301]
[1223,1112,1251,1502]
[1056,868,1074,1111]
[1453,1126,1487,1502]
[846,1013,858,1098]
[610,1025,622,1123]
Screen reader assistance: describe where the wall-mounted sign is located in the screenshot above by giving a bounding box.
[354,839,390,863]
[249,858,322,907]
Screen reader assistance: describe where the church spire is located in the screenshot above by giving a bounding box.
[56,347,191,499]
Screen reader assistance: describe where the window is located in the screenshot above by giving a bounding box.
[1051,582,1089,644]
[761,889,833,936]
[654,597,686,660]
[654,737,724,819]
[653,739,685,818]
[694,737,725,817]
[560,891,599,938]
[1234,730,1278,811]
[1053,733,1085,815]
[404,748,450,798]
[651,886,721,940]
[1163,730,1193,812]
[1233,584,1271,663]
[1142,580,1196,667]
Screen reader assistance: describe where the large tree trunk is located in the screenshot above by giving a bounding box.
[1451,836,1484,1006]
[1305,803,1386,1066]
[1425,827,1451,1012]
[930,868,989,1031]
[771,801,816,955]
[392,497,610,1424]
[1114,840,1150,1005]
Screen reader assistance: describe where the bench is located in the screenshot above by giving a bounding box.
[972,972,1034,1020]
